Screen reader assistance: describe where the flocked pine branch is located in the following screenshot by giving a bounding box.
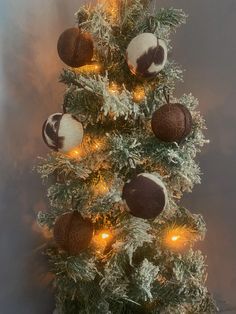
[60,70,141,121]
[154,8,187,28]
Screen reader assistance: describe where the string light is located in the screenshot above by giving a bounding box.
[133,86,146,103]
[109,82,120,94]
[154,164,169,178]
[99,231,112,241]
[90,138,106,152]
[92,229,114,255]
[110,2,119,21]
[67,147,85,159]
[100,0,120,21]
[72,63,102,74]
[67,137,106,159]
[171,235,181,242]
[92,178,109,196]
[163,226,196,251]
[102,233,109,239]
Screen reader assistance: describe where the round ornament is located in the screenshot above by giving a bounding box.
[151,103,192,143]
[42,113,84,153]
[57,27,94,67]
[126,33,167,78]
[53,211,94,255]
[122,173,167,219]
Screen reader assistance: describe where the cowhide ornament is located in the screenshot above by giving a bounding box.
[126,33,167,78]
[42,113,84,153]
[151,103,192,143]
[57,27,94,67]
[122,173,168,219]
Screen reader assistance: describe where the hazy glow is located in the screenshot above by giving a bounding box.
[92,229,113,255]
[171,235,181,242]
[164,226,196,251]
[72,63,102,74]
[101,232,110,240]
[93,179,109,195]
[109,82,120,94]
[133,86,145,102]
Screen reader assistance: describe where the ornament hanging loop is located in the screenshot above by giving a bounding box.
[148,15,156,33]
[71,195,76,210]
[163,86,170,104]
[127,157,142,178]
[128,157,136,170]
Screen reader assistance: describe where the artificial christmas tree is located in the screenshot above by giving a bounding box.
[37,0,218,313]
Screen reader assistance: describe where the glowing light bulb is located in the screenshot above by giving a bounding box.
[163,226,195,251]
[100,183,109,193]
[101,232,110,240]
[101,0,119,21]
[72,150,79,156]
[72,63,102,74]
[68,147,84,159]
[109,82,120,94]
[97,230,112,241]
[171,235,181,242]
[92,229,113,255]
[91,139,105,152]
[133,86,146,103]
[67,137,106,159]
[93,178,109,196]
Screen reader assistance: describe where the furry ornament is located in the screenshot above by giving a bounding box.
[126,33,167,78]
[151,103,192,143]
[57,27,94,67]
[42,113,84,153]
[122,173,167,219]
[53,211,94,255]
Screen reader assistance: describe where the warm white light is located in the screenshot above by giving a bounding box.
[92,178,109,196]
[101,0,119,21]
[68,147,84,159]
[109,82,120,94]
[72,63,102,74]
[101,232,110,240]
[171,235,181,242]
[92,230,113,255]
[164,226,196,251]
[133,86,146,102]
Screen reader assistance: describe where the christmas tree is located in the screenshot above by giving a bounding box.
[37,0,218,313]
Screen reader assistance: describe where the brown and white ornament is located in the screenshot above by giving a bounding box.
[122,173,168,219]
[42,113,84,153]
[126,33,167,78]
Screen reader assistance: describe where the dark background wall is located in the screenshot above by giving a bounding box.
[0,0,235,313]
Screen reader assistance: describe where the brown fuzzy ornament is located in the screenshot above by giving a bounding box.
[151,103,192,143]
[57,27,94,67]
[53,211,94,255]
